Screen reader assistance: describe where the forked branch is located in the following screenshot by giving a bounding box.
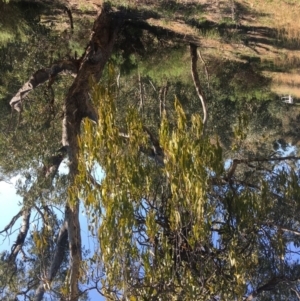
[10,60,80,112]
[0,210,23,234]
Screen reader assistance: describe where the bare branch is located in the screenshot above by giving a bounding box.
[227,159,239,181]
[239,155,300,163]
[9,208,31,262]
[159,82,168,117]
[10,60,80,112]
[149,80,156,92]
[64,6,74,32]
[197,49,210,90]
[0,210,23,234]
[291,288,300,300]
[281,227,300,236]
[227,156,300,179]
[190,44,207,126]
[265,225,300,237]
[87,172,102,189]
[7,152,64,262]
[138,71,144,115]
[33,205,47,225]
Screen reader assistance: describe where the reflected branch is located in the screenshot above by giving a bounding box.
[0,210,23,235]
[190,44,207,126]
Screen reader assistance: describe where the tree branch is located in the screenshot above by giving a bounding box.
[34,221,68,301]
[138,71,144,115]
[265,224,300,237]
[159,82,168,117]
[291,288,300,300]
[245,276,296,301]
[226,156,300,180]
[64,5,74,32]
[190,44,207,126]
[0,210,23,234]
[61,5,122,300]
[7,152,64,262]
[9,208,31,262]
[197,49,210,91]
[142,126,164,162]
[10,60,80,112]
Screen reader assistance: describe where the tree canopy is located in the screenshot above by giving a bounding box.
[2,0,300,300]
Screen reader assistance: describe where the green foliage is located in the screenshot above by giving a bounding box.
[77,77,232,299]
[140,47,189,83]
[232,113,249,151]
[76,78,245,299]
[0,0,91,177]
[76,71,300,300]
[210,60,272,103]
[3,1,300,300]
[0,1,50,47]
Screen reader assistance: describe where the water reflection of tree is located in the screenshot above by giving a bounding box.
[1,1,300,300]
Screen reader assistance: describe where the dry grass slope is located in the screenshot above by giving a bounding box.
[67,0,300,102]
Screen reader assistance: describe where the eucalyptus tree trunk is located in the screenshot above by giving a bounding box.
[8,4,121,300]
[60,5,121,300]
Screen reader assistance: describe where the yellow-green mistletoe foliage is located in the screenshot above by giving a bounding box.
[77,76,275,300]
